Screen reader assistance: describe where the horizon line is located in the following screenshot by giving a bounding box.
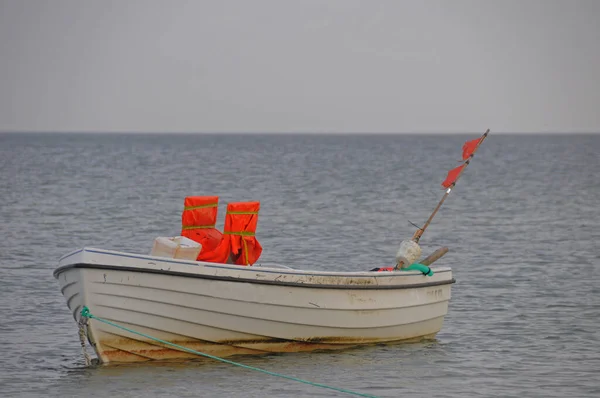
[1,130,599,135]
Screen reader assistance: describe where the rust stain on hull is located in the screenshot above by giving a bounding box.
[95,334,438,364]
[101,340,266,363]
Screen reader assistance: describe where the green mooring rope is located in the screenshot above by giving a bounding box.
[80,307,379,398]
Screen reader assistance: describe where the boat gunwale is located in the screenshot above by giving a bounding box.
[54,262,455,290]
[56,247,453,278]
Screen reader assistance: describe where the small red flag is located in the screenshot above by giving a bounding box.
[462,137,482,160]
[442,164,465,188]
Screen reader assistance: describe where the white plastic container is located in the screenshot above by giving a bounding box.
[150,236,202,261]
[395,239,422,268]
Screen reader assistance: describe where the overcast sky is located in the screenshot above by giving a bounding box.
[1,0,599,133]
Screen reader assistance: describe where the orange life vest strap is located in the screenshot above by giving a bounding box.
[184,203,217,210]
[223,231,255,236]
[182,224,217,230]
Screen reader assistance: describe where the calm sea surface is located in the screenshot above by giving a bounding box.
[0,133,599,397]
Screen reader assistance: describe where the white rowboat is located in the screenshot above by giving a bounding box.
[54,247,454,363]
[53,131,494,364]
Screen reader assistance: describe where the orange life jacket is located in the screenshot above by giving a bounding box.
[197,201,262,266]
[370,267,394,272]
[181,196,223,256]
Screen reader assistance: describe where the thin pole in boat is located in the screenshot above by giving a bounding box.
[411,129,490,244]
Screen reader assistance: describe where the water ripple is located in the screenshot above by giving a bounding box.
[0,133,599,397]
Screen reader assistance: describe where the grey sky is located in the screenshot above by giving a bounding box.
[1,0,599,133]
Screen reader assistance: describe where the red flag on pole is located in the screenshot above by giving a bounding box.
[462,136,483,160]
[442,164,465,188]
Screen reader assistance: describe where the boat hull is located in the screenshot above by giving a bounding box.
[55,248,454,363]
